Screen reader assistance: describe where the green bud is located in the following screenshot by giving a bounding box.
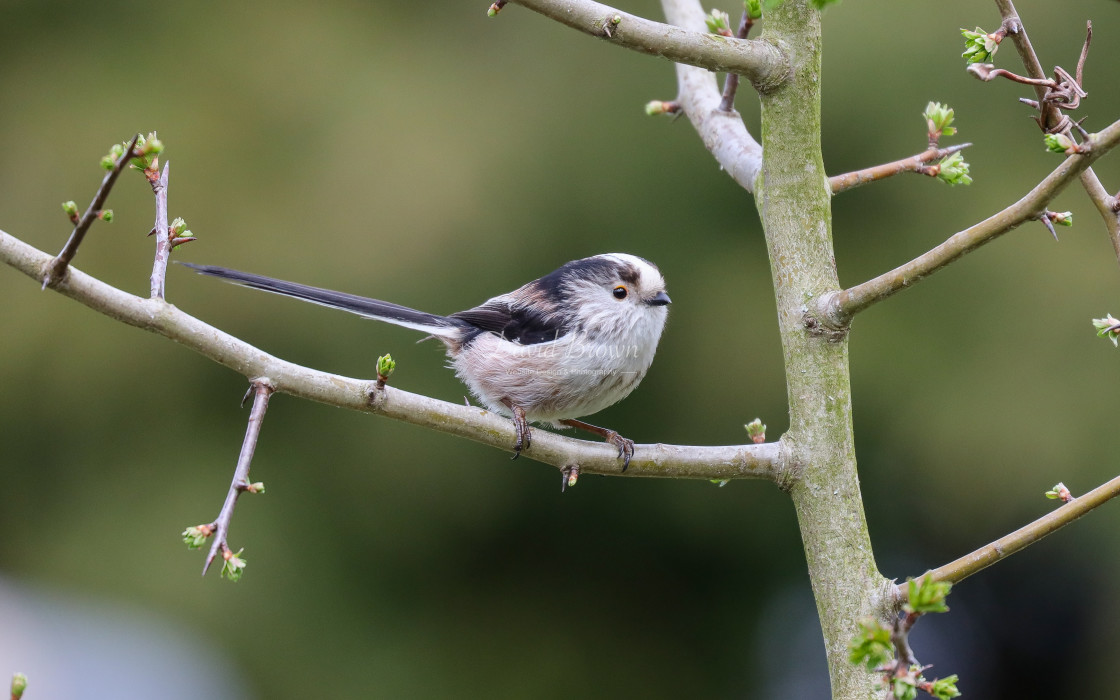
[247,481,266,494]
[98,209,114,223]
[927,674,962,699]
[644,100,680,117]
[62,200,79,217]
[745,418,766,443]
[1049,211,1073,227]
[101,143,125,170]
[893,675,918,700]
[487,1,503,16]
[169,217,187,236]
[848,618,893,670]
[904,576,951,614]
[182,524,213,550]
[961,27,999,64]
[1092,314,1120,346]
[705,9,732,35]
[11,673,28,699]
[377,353,396,379]
[923,102,957,139]
[744,0,762,19]
[934,152,971,186]
[1043,133,1076,154]
[221,548,247,582]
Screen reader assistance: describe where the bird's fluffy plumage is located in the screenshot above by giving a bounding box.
[181,254,670,426]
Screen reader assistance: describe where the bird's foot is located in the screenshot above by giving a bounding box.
[509,404,531,459]
[604,430,635,472]
[559,419,635,472]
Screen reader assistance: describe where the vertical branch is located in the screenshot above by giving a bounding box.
[149,163,171,299]
[755,2,882,697]
[202,379,274,576]
[42,134,140,288]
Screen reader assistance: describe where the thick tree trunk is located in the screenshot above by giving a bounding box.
[757,3,889,697]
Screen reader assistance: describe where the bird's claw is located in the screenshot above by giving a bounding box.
[510,405,531,460]
[606,430,635,472]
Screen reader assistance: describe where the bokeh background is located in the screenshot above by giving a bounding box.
[2,0,1119,697]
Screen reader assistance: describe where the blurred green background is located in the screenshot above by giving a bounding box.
[2,0,1119,697]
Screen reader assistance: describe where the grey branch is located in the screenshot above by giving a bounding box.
[660,0,763,193]
[0,228,786,483]
[829,144,972,195]
[42,134,140,289]
[899,470,1120,598]
[203,379,274,575]
[819,117,1120,327]
[992,1,1120,268]
[507,0,788,92]
[149,163,170,299]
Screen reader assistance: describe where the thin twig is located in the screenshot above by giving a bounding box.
[42,134,140,289]
[505,0,788,91]
[149,162,170,299]
[0,228,787,483]
[897,470,1120,598]
[829,144,971,195]
[717,10,755,112]
[820,117,1120,326]
[203,379,274,575]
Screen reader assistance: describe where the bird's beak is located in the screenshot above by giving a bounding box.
[646,291,672,306]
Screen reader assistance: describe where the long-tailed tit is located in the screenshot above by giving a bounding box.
[182,254,671,469]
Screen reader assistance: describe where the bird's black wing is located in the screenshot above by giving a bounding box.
[451,299,569,345]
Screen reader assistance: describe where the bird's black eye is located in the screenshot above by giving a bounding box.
[613,286,628,300]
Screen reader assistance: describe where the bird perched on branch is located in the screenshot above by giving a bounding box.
[182,254,671,470]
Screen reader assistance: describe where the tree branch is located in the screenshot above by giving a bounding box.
[0,227,787,483]
[506,0,789,92]
[42,134,140,289]
[202,379,273,576]
[897,471,1120,599]
[829,144,972,195]
[660,0,763,193]
[149,162,171,299]
[992,1,1120,268]
[818,117,1120,327]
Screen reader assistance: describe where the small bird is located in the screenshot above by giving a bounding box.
[181,254,671,470]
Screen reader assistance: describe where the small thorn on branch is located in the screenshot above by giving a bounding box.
[196,379,275,580]
[1036,210,1073,241]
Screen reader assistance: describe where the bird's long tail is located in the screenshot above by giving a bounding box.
[180,263,466,338]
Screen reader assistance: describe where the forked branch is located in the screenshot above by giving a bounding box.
[819,117,1120,327]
